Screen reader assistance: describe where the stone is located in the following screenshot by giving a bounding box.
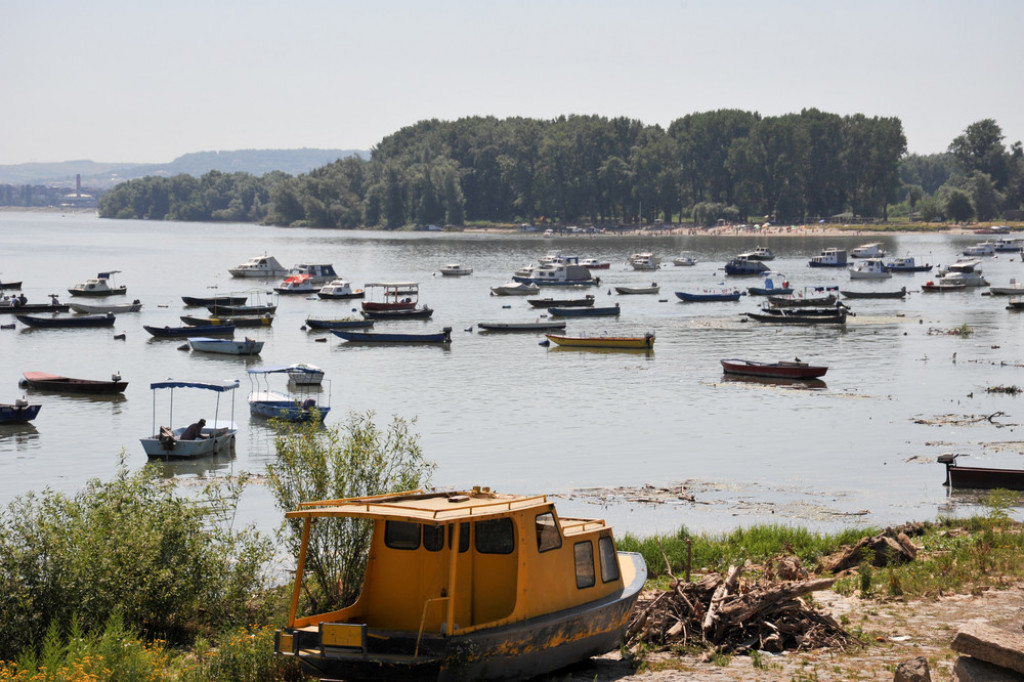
[952,622,1024,676]
[894,656,931,681]
[954,655,1024,681]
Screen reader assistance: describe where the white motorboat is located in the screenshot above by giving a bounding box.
[274,274,318,295]
[439,263,473,276]
[317,279,364,299]
[884,256,932,273]
[248,366,330,422]
[229,254,289,279]
[512,262,596,286]
[963,241,996,257]
[849,258,892,280]
[850,243,886,258]
[738,246,775,261]
[286,263,338,285]
[68,271,127,297]
[808,248,848,267]
[993,237,1022,253]
[188,336,264,355]
[285,363,325,385]
[140,379,239,459]
[580,258,611,269]
[936,259,989,287]
[672,252,697,266]
[628,252,661,271]
[491,281,541,296]
[70,299,142,314]
[989,278,1024,296]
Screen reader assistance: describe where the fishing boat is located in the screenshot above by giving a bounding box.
[285,363,325,385]
[0,296,69,314]
[21,371,127,394]
[205,303,278,316]
[767,288,838,307]
[248,366,330,422]
[188,336,264,356]
[140,379,239,459]
[848,258,892,280]
[70,299,142,314]
[274,273,319,295]
[273,487,647,681]
[720,358,828,380]
[512,261,597,287]
[0,278,22,290]
[884,256,932,273]
[476,321,567,332]
[181,294,249,307]
[439,263,473,276]
[840,287,907,299]
[724,257,770,276]
[580,258,611,269]
[615,283,659,295]
[362,306,434,320]
[68,271,127,297]
[920,280,968,292]
[628,252,661,271]
[850,242,886,258]
[988,279,1024,296]
[491,282,541,296]
[304,317,375,331]
[180,314,273,328]
[747,277,792,296]
[547,304,620,317]
[546,332,654,349]
[808,248,847,267]
[0,399,41,424]
[362,282,421,310]
[317,279,364,300]
[526,295,594,308]
[675,290,742,302]
[333,327,453,344]
[672,252,697,266]
[939,454,1024,490]
[145,324,235,338]
[229,254,289,279]
[745,306,848,325]
[17,313,115,328]
[737,246,775,261]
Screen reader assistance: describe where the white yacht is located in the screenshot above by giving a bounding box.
[628,252,661,271]
[849,258,892,280]
[229,254,289,279]
[850,243,886,258]
[937,259,989,287]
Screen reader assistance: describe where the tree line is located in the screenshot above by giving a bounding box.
[97,112,1024,227]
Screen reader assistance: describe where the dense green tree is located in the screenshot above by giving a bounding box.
[949,119,1010,189]
[945,188,975,222]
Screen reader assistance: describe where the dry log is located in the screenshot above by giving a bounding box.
[716,578,835,626]
[702,564,742,640]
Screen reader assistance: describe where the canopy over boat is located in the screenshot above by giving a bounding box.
[149,379,240,392]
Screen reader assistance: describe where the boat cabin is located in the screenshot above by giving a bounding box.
[275,487,645,681]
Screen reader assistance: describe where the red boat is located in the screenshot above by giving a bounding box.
[720,359,828,380]
[360,282,419,312]
[939,454,1024,490]
[21,371,128,394]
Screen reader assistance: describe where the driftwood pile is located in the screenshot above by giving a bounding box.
[626,562,855,655]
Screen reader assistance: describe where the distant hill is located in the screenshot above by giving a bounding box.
[0,149,367,188]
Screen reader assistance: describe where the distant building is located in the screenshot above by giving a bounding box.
[61,173,97,208]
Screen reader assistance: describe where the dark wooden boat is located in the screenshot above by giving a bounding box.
[305,317,375,330]
[0,401,41,424]
[180,314,273,328]
[0,303,70,314]
[767,293,838,307]
[181,295,248,307]
[477,321,567,332]
[840,287,907,299]
[361,306,434,320]
[547,304,620,317]
[0,280,22,290]
[144,324,235,338]
[939,454,1024,490]
[1006,299,1024,310]
[745,307,848,325]
[16,313,115,328]
[720,358,828,379]
[21,371,128,394]
[204,303,277,316]
[676,290,742,302]
[526,296,595,308]
[333,327,452,344]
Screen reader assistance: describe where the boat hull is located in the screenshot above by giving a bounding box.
[547,305,620,317]
[181,295,248,307]
[145,324,235,338]
[361,307,434,320]
[333,329,452,343]
[546,334,654,349]
[675,292,742,302]
[745,308,847,324]
[249,399,330,422]
[16,314,115,328]
[140,428,235,459]
[526,297,594,308]
[941,457,1024,490]
[721,359,828,379]
[840,288,907,299]
[279,552,646,682]
[0,403,41,424]
[305,318,375,330]
[477,321,567,332]
[188,338,264,355]
[180,315,273,327]
[0,303,69,314]
[22,372,127,394]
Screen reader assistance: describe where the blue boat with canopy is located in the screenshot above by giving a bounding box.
[247,366,330,422]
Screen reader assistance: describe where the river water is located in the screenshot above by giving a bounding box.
[2,211,1023,537]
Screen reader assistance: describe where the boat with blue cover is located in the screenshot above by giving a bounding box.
[247,366,330,422]
[0,399,41,424]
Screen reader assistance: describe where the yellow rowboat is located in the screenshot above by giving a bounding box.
[275,487,647,681]
[545,332,655,349]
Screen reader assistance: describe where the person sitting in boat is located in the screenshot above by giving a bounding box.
[50,294,60,305]
[13,293,26,307]
[180,418,207,440]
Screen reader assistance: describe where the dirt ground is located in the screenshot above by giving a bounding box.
[548,585,1024,681]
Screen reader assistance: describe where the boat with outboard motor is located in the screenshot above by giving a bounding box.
[140,379,239,459]
[68,271,126,297]
[21,371,127,394]
[248,366,330,422]
[0,399,41,424]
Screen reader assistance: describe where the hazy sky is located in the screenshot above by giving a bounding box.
[3,0,1022,164]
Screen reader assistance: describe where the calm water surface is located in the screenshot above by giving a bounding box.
[3,212,1024,536]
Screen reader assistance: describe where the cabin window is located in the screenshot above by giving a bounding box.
[424,524,444,552]
[384,521,420,550]
[598,536,619,582]
[574,541,596,589]
[535,512,561,553]
[475,518,515,555]
[446,522,470,552]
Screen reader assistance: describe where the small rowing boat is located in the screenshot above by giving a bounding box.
[21,371,127,394]
[546,333,654,349]
[720,358,828,380]
[333,327,453,344]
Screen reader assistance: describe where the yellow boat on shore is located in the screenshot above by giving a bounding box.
[545,332,655,349]
[274,487,647,681]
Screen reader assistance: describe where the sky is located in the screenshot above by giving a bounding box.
[3,0,1022,165]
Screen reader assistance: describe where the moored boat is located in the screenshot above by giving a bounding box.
[145,324,235,338]
[439,263,473,276]
[70,299,142,314]
[672,252,697,266]
[546,332,654,349]
[934,259,989,287]
[512,261,596,287]
[68,271,127,297]
[361,306,434,320]
[580,258,611,269]
[0,296,69,314]
[962,241,996,257]
[808,248,847,267]
[304,317,375,331]
[850,242,885,258]
[140,380,238,459]
[181,295,249,307]
[939,453,1024,490]
[745,306,848,324]
[724,257,770,276]
[628,252,661,271]
[767,289,838,307]
[988,279,1024,296]
[840,287,907,299]
[547,304,620,317]
[285,363,325,385]
[180,314,273,328]
[273,487,647,681]
[526,295,594,308]
[0,399,41,424]
[248,366,329,422]
[333,327,453,344]
[21,371,127,394]
[884,256,932,273]
[675,290,742,302]
[747,277,792,296]
[229,254,288,279]
[477,321,567,332]
[317,279,364,300]
[848,258,892,280]
[921,280,968,292]
[274,273,319,295]
[286,263,338,285]
[17,313,115,328]
[0,278,22,290]
[491,282,541,296]
[615,283,659,295]
[188,336,264,356]
[737,246,775,261]
[720,358,828,380]
[362,282,421,310]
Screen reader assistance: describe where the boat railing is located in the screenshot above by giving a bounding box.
[293,493,551,520]
[559,517,610,535]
